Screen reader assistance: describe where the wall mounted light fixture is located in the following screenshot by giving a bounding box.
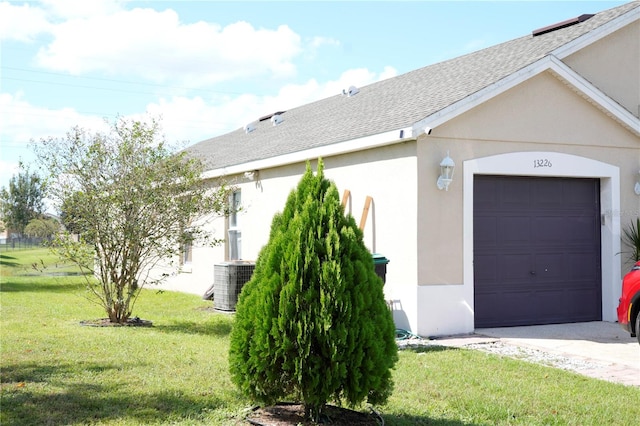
[436,152,455,191]
[635,171,640,195]
[244,170,258,181]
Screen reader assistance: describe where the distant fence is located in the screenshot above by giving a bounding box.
[0,237,46,252]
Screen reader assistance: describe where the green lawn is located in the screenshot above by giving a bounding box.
[2,249,639,425]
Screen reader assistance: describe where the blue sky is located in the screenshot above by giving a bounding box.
[0,0,628,193]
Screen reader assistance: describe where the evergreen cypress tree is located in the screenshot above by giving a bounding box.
[229,160,398,421]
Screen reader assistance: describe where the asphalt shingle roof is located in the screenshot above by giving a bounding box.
[188,2,639,170]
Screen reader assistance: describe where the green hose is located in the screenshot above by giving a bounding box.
[395,329,421,340]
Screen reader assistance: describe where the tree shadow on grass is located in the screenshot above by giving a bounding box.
[155,319,233,337]
[19,271,88,277]
[0,254,19,267]
[1,362,123,384]
[1,361,233,426]
[382,413,478,426]
[397,344,458,354]
[0,279,85,293]
[2,383,227,426]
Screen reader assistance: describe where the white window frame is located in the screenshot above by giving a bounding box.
[228,190,242,260]
[182,239,193,265]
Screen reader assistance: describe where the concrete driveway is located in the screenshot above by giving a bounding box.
[434,322,640,387]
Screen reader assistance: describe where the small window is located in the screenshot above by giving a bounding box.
[182,232,193,265]
[182,241,193,264]
[228,190,242,260]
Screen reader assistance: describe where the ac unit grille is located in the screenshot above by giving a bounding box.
[213,262,255,311]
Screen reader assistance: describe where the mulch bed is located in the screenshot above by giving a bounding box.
[245,403,382,425]
[79,317,153,327]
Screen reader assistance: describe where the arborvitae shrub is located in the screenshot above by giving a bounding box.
[229,160,398,420]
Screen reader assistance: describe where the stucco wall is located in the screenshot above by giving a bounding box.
[158,141,421,331]
[564,20,640,119]
[415,71,639,336]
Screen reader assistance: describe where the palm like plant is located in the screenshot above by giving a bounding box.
[622,218,640,263]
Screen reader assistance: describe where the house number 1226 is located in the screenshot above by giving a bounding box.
[533,159,552,168]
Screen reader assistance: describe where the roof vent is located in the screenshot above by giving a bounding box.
[532,13,594,36]
[259,111,286,122]
[271,114,284,126]
[244,122,256,134]
[342,85,359,97]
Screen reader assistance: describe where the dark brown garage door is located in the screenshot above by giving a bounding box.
[474,176,601,328]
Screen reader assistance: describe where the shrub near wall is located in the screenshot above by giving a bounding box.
[229,160,397,421]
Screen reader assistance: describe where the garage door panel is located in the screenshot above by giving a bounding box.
[474,176,601,328]
[476,289,568,327]
[530,288,566,318]
[565,179,598,206]
[532,253,565,280]
[474,254,498,282]
[474,217,498,246]
[474,181,498,209]
[567,289,600,313]
[501,254,533,281]
[501,180,532,208]
[567,216,598,244]
[567,252,600,280]
[501,291,536,320]
[532,217,566,243]
[534,180,564,205]
[500,216,531,245]
[475,290,532,326]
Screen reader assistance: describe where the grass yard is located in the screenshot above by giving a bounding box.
[1,249,639,425]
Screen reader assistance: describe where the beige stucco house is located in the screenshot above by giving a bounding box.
[160,2,640,337]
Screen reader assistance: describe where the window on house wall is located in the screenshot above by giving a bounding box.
[181,231,193,265]
[228,190,241,260]
[182,241,193,264]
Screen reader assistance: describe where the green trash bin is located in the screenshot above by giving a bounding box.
[372,254,389,284]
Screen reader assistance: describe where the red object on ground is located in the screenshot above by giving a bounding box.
[617,261,640,344]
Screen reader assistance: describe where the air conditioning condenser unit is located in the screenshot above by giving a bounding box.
[212,262,256,311]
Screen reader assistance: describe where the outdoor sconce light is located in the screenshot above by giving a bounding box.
[244,170,258,181]
[436,152,455,191]
[635,171,640,195]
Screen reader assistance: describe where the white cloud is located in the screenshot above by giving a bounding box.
[0,91,107,188]
[0,0,128,42]
[35,6,304,85]
[4,0,352,101]
[309,36,340,49]
[0,63,397,191]
[1,92,108,143]
[0,158,20,190]
[0,2,51,42]
[379,66,398,81]
[38,0,128,20]
[0,92,109,184]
